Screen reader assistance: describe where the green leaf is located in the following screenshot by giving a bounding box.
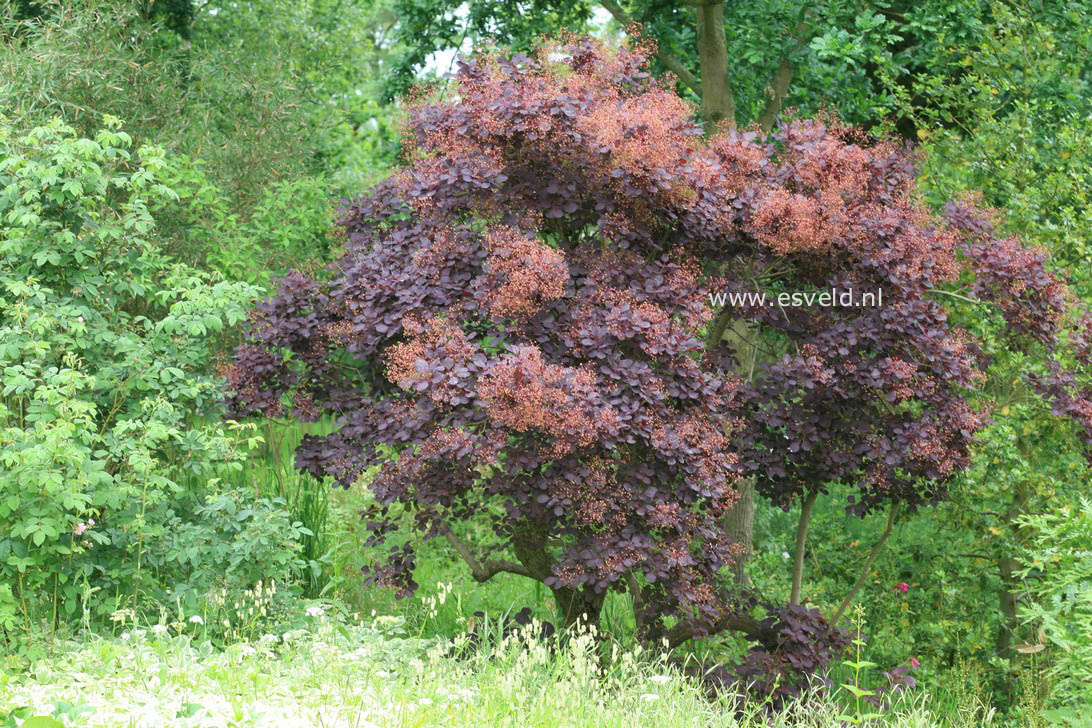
[840,684,877,698]
[21,717,66,728]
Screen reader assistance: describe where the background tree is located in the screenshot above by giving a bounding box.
[2,0,402,284]
[383,0,1090,137]
[0,0,402,646]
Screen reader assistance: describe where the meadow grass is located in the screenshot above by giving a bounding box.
[1,610,994,728]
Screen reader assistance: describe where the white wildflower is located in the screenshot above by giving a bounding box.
[305,606,325,618]
[151,624,169,636]
[188,615,204,625]
[649,674,672,685]
[640,693,659,702]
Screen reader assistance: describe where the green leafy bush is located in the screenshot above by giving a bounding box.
[1,0,401,285]
[917,1,1092,293]
[181,494,308,587]
[0,117,261,628]
[1017,498,1092,713]
[153,156,338,286]
[154,489,313,633]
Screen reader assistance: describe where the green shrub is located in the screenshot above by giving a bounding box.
[153,156,337,286]
[908,3,1092,711]
[1017,498,1092,715]
[0,0,401,285]
[916,1,1092,294]
[0,116,262,630]
[155,490,311,618]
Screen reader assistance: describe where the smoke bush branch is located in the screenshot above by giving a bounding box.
[444,531,532,583]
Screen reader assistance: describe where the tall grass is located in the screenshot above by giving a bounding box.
[0,609,997,728]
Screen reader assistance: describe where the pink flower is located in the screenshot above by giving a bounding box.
[909,657,920,668]
[895,582,910,593]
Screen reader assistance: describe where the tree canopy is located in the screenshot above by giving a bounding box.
[226,36,1092,698]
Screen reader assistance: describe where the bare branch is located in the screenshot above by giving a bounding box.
[926,287,989,307]
[757,22,810,132]
[664,611,765,649]
[790,491,818,605]
[598,0,701,96]
[444,531,532,583]
[830,503,901,627]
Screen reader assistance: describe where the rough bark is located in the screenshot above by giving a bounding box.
[724,479,755,584]
[695,1,734,126]
[712,317,761,584]
[664,610,765,649]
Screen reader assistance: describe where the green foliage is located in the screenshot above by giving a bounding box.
[0,116,261,627]
[384,0,594,100]
[917,0,1092,292]
[157,493,311,603]
[174,419,337,600]
[0,608,1002,727]
[1017,498,1092,711]
[902,2,1092,712]
[0,0,401,283]
[153,156,338,286]
[382,0,1087,136]
[836,609,885,724]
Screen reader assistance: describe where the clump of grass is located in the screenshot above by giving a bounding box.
[2,608,992,728]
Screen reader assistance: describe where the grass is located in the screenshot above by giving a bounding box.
[1,610,994,728]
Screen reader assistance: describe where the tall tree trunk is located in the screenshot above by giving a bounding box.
[704,315,761,584]
[726,319,760,582]
[790,491,818,604]
[996,555,1019,655]
[695,2,734,126]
